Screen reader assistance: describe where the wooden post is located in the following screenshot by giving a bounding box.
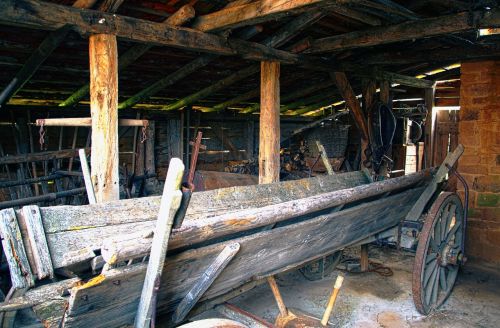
[424,86,436,168]
[89,34,119,202]
[259,61,280,184]
[360,244,369,272]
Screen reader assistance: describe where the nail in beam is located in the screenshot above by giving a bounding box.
[259,61,280,184]
[89,34,119,202]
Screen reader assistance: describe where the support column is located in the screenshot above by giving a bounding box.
[89,34,119,202]
[424,86,436,169]
[259,61,280,184]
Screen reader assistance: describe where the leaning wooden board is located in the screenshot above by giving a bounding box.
[16,171,370,269]
[51,187,422,327]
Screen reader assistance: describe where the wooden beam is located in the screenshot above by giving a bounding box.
[0,0,300,63]
[424,86,436,169]
[59,4,195,107]
[306,8,500,53]
[327,5,382,26]
[158,11,324,112]
[36,118,148,127]
[118,26,262,110]
[332,72,369,169]
[89,34,119,202]
[259,61,280,184]
[191,0,337,32]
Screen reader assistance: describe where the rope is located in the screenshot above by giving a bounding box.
[338,257,394,277]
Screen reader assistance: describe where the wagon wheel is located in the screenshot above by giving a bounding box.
[300,251,342,281]
[412,192,464,315]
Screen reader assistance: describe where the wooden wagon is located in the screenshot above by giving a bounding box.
[0,145,466,327]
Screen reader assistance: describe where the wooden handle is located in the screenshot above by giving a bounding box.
[321,275,344,326]
[266,276,288,317]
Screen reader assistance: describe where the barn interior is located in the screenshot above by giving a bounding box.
[0,0,499,327]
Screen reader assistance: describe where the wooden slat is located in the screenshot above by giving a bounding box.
[135,158,184,328]
[0,148,88,165]
[172,242,240,323]
[22,206,54,279]
[0,209,35,288]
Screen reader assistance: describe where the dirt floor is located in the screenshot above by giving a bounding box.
[198,245,500,327]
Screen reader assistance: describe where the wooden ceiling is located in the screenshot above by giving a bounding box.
[0,0,498,117]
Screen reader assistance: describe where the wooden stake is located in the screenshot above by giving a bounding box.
[78,149,96,205]
[321,275,344,326]
[89,33,119,202]
[360,244,369,272]
[259,61,280,184]
[135,158,184,328]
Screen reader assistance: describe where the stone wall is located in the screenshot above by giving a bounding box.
[458,60,500,264]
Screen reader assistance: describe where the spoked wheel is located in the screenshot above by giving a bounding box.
[300,251,342,281]
[412,192,465,315]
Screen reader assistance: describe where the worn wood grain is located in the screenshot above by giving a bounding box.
[259,61,280,184]
[172,242,240,323]
[0,209,35,288]
[135,158,184,328]
[22,206,54,279]
[89,33,119,202]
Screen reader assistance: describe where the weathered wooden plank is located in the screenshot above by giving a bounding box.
[0,148,88,165]
[62,187,423,327]
[135,158,184,328]
[89,33,119,202]
[405,144,463,221]
[22,206,54,280]
[0,209,35,288]
[259,61,280,184]
[39,171,368,269]
[172,242,240,323]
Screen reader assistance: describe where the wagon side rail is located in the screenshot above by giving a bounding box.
[404,144,464,222]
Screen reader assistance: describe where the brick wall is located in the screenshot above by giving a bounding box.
[458,60,500,264]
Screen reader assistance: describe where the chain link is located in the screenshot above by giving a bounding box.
[39,122,46,150]
[140,125,147,143]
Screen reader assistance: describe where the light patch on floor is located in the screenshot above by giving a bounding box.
[197,245,500,327]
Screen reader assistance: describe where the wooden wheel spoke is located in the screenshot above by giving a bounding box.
[439,267,448,291]
[445,220,461,243]
[425,265,439,306]
[426,252,437,265]
[439,205,450,240]
[434,215,442,245]
[423,259,438,288]
[430,235,439,252]
[413,193,464,315]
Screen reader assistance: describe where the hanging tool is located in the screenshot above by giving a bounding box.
[172,131,205,229]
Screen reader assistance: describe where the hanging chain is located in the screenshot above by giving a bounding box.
[39,122,46,150]
[140,124,147,143]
